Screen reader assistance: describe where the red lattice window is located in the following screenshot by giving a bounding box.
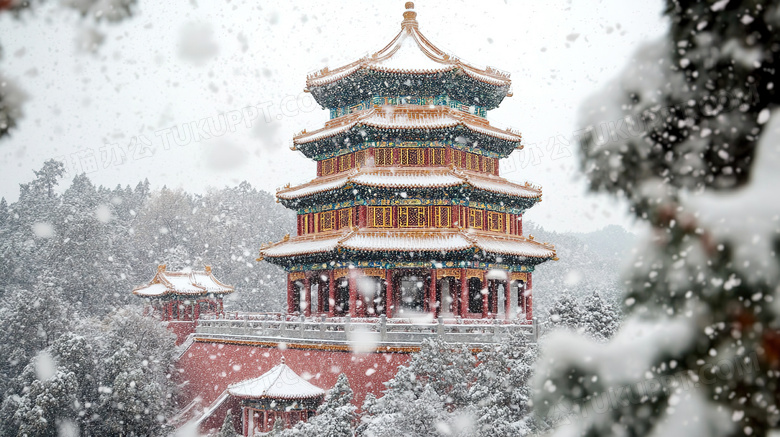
[355,150,366,167]
[368,207,392,228]
[430,148,446,166]
[484,157,496,174]
[399,206,427,227]
[433,206,451,227]
[375,149,394,166]
[321,158,337,176]
[487,211,504,232]
[338,154,352,172]
[339,208,353,229]
[466,153,481,171]
[400,148,425,166]
[468,208,483,229]
[319,210,336,231]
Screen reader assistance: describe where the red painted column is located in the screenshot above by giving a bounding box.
[429,269,438,318]
[287,275,295,315]
[348,270,357,317]
[303,274,311,317]
[526,273,533,321]
[358,206,367,228]
[460,268,468,317]
[504,277,511,320]
[328,270,336,318]
[385,269,394,318]
[482,276,489,319]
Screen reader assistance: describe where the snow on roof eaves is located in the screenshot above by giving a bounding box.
[132,283,169,297]
[132,269,234,297]
[293,107,521,145]
[276,168,540,201]
[306,25,510,88]
[260,229,555,260]
[227,364,325,400]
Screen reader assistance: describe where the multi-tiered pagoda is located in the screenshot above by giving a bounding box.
[258,2,556,322]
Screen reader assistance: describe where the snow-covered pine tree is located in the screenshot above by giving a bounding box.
[286,373,356,437]
[546,293,582,332]
[217,410,236,437]
[581,291,620,340]
[535,1,780,436]
[469,330,538,436]
[360,338,475,436]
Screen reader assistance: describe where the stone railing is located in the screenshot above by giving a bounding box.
[195,314,538,347]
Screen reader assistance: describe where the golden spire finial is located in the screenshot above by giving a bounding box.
[402,2,418,28]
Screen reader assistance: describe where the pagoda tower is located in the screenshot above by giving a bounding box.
[258,2,556,322]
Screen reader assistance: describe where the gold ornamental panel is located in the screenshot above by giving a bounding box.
[436,268,460,279]
[464,269,484,280]
[361,268,384,277]
[511,272,528,282]
[289,272,305,281]
[333,269,349,279]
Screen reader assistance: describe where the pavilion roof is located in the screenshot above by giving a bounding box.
[276,167,542,201]
[258,228,556,261]
[227,359,325,400]
[132,265,234,297]
[306,4,511,90]
[292,105,521,151]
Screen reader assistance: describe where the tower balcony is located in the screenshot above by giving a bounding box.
[194,312,538,351]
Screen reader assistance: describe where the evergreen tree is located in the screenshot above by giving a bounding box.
[469,331,538,436]
[536,1,780,436]
[217,410,236,437]
[287,373,356,437]
[581,291,620,340]
[546,293,582,332]
[361,338,475,436]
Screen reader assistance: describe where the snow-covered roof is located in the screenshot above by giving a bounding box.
[306,4,511,89]
[293,105,521,145]
[276,167,541,201]
[132,265,234,297]
[259,228,556,260]
[227,360,325,400]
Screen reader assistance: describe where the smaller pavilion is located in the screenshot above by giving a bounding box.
[227,358,326,435]
[132,265,234,344]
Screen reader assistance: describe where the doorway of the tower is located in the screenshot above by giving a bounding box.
[356,275,386,317]
[436,276,460,317]
[334,276,349,316]
[393,269,430,316]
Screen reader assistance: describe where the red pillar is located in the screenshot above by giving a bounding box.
[287,275,295,315]
[504,277,511,320]
[328,270,336,318]
[348,270,357,317]
[303,274,311,317]
[460,268,468,317]
[385,269,394,318]
[526,273,533,321]
[429,269,438,318]
[482,276,489,319]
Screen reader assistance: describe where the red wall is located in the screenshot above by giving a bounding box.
[167,321,196,345]
[175,339,412,433]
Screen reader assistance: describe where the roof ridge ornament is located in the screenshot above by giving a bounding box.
[401,2,418,29]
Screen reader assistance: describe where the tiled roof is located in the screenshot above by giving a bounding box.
[276,167,541,200]
[293,106,521,145]
[306,8,511,89]
[132,266,234,297]
[259,228,556,260]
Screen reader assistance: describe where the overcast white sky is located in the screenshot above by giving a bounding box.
[0,0,668,233]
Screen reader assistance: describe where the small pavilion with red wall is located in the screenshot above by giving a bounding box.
[227,358,326,435]
[132,265,234,343]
